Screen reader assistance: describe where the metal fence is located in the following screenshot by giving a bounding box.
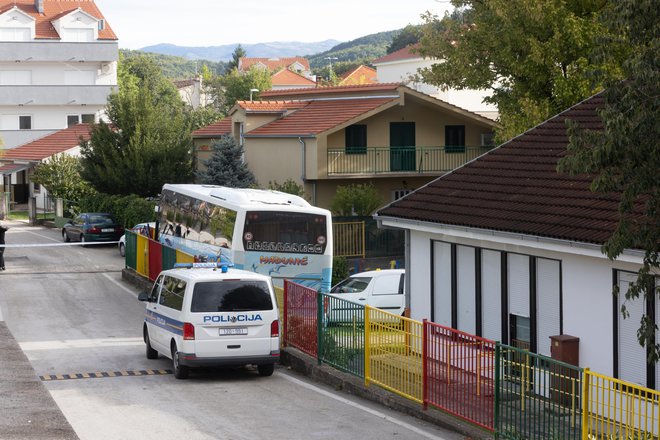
[319,292,365,378]
[496,344,583,440]
[583,369,660,439]
[283,280,318,358]
[424,320,496,431]
[365,306,424,403]
[333,220,366,258]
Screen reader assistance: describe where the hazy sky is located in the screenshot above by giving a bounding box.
[94,0,452,49]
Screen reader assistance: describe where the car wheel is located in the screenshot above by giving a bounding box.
[119,242,125,257]
[171,343,189,379]
[80,235,86,247]
[144,327,158,360]
[62,229,70,243]
[257,364,275,377]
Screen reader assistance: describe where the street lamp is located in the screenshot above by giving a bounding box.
[249,88,259,101]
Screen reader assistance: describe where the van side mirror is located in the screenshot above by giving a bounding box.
[138,291,151,302]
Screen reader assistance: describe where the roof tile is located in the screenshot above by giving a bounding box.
[191,118,232,138]
[2,124,92,161]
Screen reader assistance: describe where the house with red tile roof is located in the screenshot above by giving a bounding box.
[270,69,316,90]
[0,0,118,150]
[238,56,316,89]
[192,83,497,210]
[375,92,656,387]
[0,124,91,213]
[339,65,377,86]
[372,45,498,120]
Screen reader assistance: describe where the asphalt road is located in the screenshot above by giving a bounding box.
[0,221,464,440]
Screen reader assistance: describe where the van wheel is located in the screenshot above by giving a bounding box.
[171,343,189,379]
[257,364,274,377]
[144,328,158,360]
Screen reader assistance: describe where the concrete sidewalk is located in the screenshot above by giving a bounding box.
[0,322,78,440]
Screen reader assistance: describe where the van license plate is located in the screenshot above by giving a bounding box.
[219,327,247,336]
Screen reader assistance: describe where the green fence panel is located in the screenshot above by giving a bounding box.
[125,231,137,270]
[161,245,177,271]
[496,343,583,440]
[318,293,365,378]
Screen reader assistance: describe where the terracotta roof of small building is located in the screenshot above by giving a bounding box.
[372,44,422,64]
[260,83,401,99]
[377,93,641,247]
[234,100,308,113]
[2,124,92,161]
[339,65,378,85]
[239,57,310,72]
[271,69,316,87]
[244,97,396,137]
[191,118,232,138]
[0,0,117,40]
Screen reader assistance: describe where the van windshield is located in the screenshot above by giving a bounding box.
[191,280,273,312]
[331,277,371,294]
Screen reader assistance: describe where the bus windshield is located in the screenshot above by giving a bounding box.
[242,211,328,255]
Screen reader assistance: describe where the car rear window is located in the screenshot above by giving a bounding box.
[89,214,115,225]
[190,280,273,312]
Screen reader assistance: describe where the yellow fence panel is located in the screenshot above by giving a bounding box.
[175,250,194,264]
[333,221,365,258]
[135,235,149,278]
[365,306,423,403]
[583,369,660,439]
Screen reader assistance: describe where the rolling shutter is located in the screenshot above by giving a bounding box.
[618,271,647,386]
[536,258,560,357]
[508,254,530,318]
[433,241,452,327]
[457,245,476,334]
[481,249,502,341]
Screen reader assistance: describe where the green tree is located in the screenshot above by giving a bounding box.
[417,0,622,141]
[558,0,659,360]
[227,44,246,71]
[387,25,422,54]
[268,179,305,198]
[219,67,272,113]
[31,154,94,202]
[80,55,193,197]
[196,135,256,188]
[330,183,383,216]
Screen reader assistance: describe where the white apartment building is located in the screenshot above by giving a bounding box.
[0,0,117,150]
[372,45,498,121]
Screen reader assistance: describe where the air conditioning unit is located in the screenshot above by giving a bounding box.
[100,63,111,74]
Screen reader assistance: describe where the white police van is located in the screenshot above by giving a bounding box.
[138,263,280,379]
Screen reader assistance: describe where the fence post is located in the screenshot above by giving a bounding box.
[364,305,371,387]
[494,343,501,433]
[283,281,288,348]
[581,368,590,440]
[422,319,428,410]
[316,290,322,366]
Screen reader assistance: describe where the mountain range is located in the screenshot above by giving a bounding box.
[139,40,342,63]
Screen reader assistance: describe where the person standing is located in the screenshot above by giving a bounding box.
[0,224,7,270]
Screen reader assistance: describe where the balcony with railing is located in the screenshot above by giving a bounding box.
[326,145,494,176]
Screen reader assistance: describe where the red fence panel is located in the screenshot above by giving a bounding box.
[283,280,318,358]
[147,239,162,282]
[424,320,496,431]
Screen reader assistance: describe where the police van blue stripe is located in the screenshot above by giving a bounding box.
[145,310,184,335]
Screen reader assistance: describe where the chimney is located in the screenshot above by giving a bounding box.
[35,0,44,14]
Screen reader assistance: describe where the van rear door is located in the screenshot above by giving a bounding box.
[189,279,278,358]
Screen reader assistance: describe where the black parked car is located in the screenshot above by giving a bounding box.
[62,213,124,244]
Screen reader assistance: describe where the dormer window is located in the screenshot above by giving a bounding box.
[0,7,36,41]
[98,19,104,31]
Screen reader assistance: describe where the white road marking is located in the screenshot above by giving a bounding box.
[279,372,452,440]
[19,337,143,351]
[1,241,119,248]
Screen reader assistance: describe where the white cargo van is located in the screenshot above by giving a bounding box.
[138,263,280,379]
[326,269,405,323]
